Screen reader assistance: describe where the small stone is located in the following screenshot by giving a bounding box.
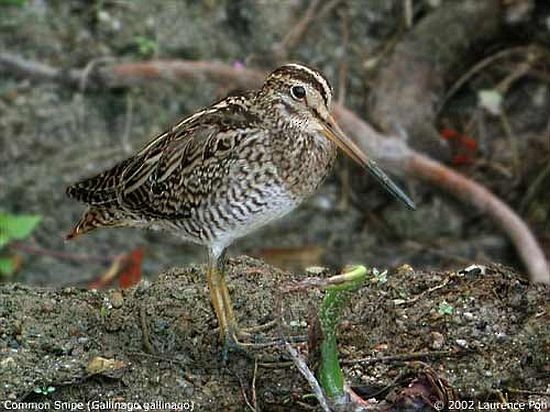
[305,266,328,275]
[395,264,414,276]
[110,291,124,309]
[41,301,54,313]
[455,339,468,349]
[263,391,275,403]
[85,356,125,374]
[463,312,474,321]
[495,332,507,342]
[429,331,445,350]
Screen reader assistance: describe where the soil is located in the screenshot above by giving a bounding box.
[1,257,549,410]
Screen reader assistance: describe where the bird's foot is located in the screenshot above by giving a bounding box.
[221,324,306,362]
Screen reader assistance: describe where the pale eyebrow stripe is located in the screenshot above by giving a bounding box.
[284,63,332,105]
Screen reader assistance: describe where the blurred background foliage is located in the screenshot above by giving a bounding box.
[0,0,548,287]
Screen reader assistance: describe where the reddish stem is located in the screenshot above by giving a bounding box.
[408,153,549,283]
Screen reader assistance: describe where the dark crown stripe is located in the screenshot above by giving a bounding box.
[270,64,332,106]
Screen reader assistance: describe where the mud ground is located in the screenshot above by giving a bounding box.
[1,257,548,410]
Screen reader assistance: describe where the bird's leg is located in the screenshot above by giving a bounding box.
[207,250,283,356]
[206,252,232,341]
[207,249,246,346]
[215,251,281,342]
[215,250,239,335]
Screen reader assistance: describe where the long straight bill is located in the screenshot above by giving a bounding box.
[322,115,416,210]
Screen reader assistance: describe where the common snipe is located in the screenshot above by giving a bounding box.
[66,63,415,348]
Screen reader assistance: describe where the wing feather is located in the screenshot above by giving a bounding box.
[66,93,261,222]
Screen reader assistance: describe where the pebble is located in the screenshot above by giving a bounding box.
[110,291,124,309]
[305,266,328,275]
[455,339,469,349]
[463,312,474,321]
[495,332,507,342]
[395,264,414,276]
[430,331,445,349]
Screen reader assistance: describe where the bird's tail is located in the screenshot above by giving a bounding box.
[66,206,123,240]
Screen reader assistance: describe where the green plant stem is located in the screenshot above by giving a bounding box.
[317,265,366,400]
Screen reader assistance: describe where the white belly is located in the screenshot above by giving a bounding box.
[208,185,298,256]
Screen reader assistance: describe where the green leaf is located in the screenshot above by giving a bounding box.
[134,36,156,57]
[0,232,9,249]
[438,301,454,316]
[0,257,15,276]
[0,213,42,244]
[0,0,27,6]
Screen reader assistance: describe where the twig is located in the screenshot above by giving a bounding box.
[336,6,349,106]
[316,0,345,22]
[275,274,332,410]
[139,303,154,354]
[394,279,450,306]
[274,0,344,60]
[341,349,469,366]
[0,53,264,89]
[79,56,115,92]
[276,0,321,59]
[121,92,134,153]
[251,359,258,411]
[235,358,259,412]
[284,340,331,412]
[505,387,550,397]
[257,360,293,369]
[499,110,521,178]
[438,46,542,114]
[101,60,264,89]
[0,52,81,85]
[519,155,550,213]
[403,0,414,28]
[238,367,257,412]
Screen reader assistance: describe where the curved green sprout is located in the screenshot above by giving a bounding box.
[317,265,367,400]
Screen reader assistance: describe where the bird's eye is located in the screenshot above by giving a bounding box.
[290,85,306,100]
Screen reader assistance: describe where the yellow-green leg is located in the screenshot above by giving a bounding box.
[206,249,282,355]
[206,248,241,344]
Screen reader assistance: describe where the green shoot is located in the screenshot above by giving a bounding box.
[317,265,367,400]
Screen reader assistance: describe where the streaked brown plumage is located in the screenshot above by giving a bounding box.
[66,63,414,348]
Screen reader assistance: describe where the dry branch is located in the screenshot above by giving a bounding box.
[99,60,264,89]
[1,54,547,283]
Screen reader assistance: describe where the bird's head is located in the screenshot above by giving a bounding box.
[262,63,416,210]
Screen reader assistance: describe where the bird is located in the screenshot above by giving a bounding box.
[66,63,415,349]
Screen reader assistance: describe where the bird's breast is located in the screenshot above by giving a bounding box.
[272,132,337,201]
